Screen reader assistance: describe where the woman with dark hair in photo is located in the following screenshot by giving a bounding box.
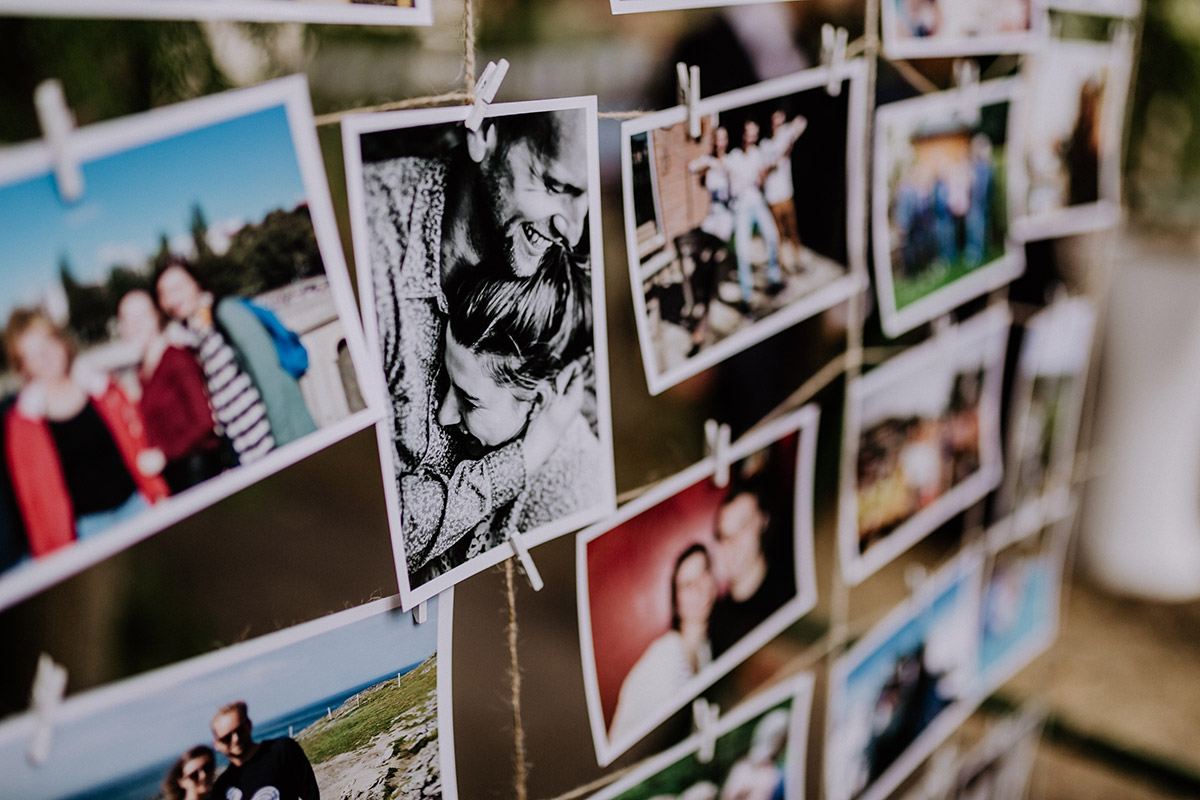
[117,289,225,494]
[609,543,717,741]
[2,309,169,557]
[162,744,216,800]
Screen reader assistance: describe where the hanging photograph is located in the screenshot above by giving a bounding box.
[978,516,1071,693]
[0,0,432,25]
[585,674,814,800]
[881,0,1041,59]
[343,97,615,609]
[621,61,867,394]
[872,79,1023,338]
[1000,297,1095,533]
[0,75,377,611]
[1010,34,1134,241]
[578,406,819,765]
[840,306,1008,585]
[0,592,456,800]
[826,549,984,800]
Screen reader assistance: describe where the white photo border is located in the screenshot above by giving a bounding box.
[609,0,800,14]
[872,78,1025,339]
[342,96,616,610]
[881,0,1047,60]
[0,591,455,799]
[1009,37,1134,242]
[839,305,1010,586]
[0,0,432,25]
[825,548,985,800]
[585,672,816,800]
[0,74,381,612]
[1040,0,1142,18]
[622,61,869,396]
[577,404,820,766]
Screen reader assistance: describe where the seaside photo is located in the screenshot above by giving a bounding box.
[623,63,866,394]
[1010,36,1133,241]
[840,306,1008,585]
[826,551,983,800]
[0,75,376,610]
[0,0,432,25]
[0,593,455,800]
[872,80,1022,337]
[343,97,615,609]
[881,0,1038,59]
[578,406,818,765]
[586,675,814,800]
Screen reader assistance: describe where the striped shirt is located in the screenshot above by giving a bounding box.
[196,325,274,464]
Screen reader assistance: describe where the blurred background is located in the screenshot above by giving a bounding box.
[2,0,1200,797]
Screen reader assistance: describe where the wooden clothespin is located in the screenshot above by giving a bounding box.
[904,563,929,596]
[508,527,544,592]
[821,25,849,96]
[465,58,510,133]
[676,62,702,140]
[412,600,428,624]
[692,698,720,764]
[704,419,732,489]
[33,80,84,205]
[28,653,68,766]
[953,59,981,125]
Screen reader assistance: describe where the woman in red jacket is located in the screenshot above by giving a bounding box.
[3,309,168,558]
[117,290,226,494]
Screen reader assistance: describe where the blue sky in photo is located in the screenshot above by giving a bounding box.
[0,597,438,800]
[0,103,307,321]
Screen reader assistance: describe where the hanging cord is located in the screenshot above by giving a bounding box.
[505,559,531,800]
[463,0,478,98]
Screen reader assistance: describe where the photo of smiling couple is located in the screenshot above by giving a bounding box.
[348,99,613,598]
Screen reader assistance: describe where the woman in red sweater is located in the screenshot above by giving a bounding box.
[117,290,226,495]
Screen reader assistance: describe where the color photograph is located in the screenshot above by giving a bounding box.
[0,593,455,800]
[0,76,376,610]
[586,675,814,800]
[881,0,1039,59]
[0,0,432,25]
[343,97,615,609]
[873,80,1022,338]
[578,407,819,765]
[826,551,984,800]
[840,307,1008,584]
[1010,36,1133,241]
[623,63,867,394]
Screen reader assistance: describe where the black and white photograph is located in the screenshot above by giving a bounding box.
[0,592,455,800]
[881,0,1041,59]
[0,0,432,25]
[585,674,814,800]
[622,63,867,394]
[826,550,984,800]
[1010,34,1134,241]
[873,80,1023,338]
[0,75,377,611]
[343,97,615,609]
[840,306,1009,585]
[1001,297,1095,532]
[578,407,818,765]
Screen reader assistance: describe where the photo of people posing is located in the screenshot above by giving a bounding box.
[0,77,375,608]
[0,594,452,800]
[841,307,1008,584]
[0,0,431,25]
[826,552,983,800]
[622,64,866,394]
[586,677,813,800]
[344,98,614,608]
[882,0,1037,58]
[578,407,818,765]
[1011,35,1133,241]
[873,81,1021,337]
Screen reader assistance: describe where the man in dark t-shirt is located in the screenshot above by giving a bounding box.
[210,700,320,800]
[708,482,796,657]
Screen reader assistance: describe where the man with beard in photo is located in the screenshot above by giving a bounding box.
[362,108,592,580]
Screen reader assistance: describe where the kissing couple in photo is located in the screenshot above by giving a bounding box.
[362,107,605,586]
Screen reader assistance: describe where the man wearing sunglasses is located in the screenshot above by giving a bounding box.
[210,700,320,800]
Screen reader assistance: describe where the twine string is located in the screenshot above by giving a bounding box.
[505,559,530,800]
